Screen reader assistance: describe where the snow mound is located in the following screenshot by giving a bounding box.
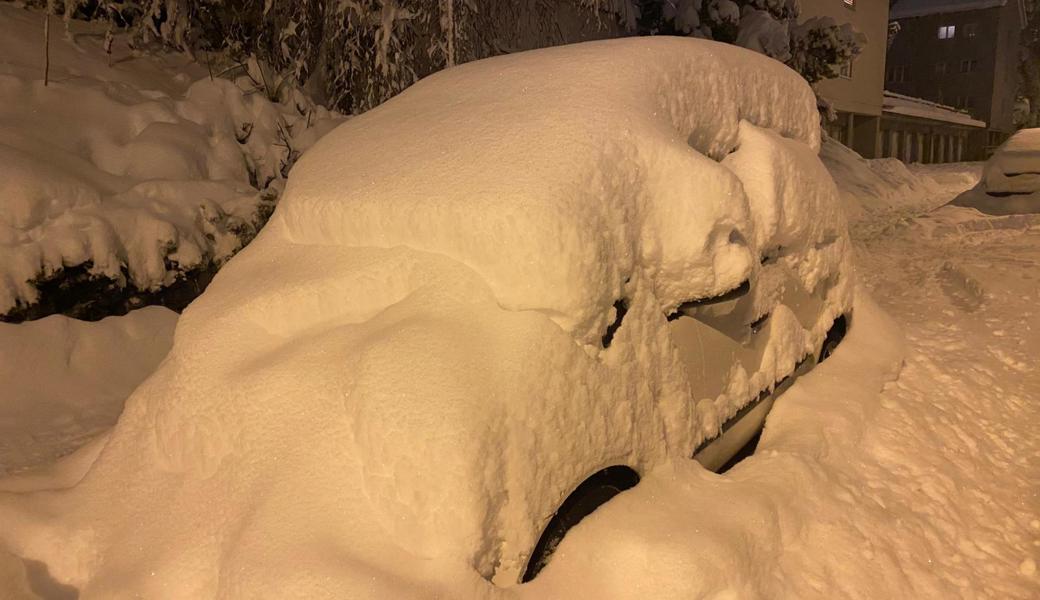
[949,128,1040,216]
[280,36,821,343]
[820,137,980,230]
[0,37,849,597]
[0,307,177,475]
[0,4,340,319]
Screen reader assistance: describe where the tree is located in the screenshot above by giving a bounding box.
[638,0,865,89]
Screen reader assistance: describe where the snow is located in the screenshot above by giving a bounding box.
[0,35,855,596]
[0,3,340,317]
[536,228,1040,598]
[883,91,988,128]
[0,14,1034,600]
[820,136,980,233]
[950,128,1040,215]
[736,8,793,62]
[0,307,177,476]
[979,128,1040,195]
[279,35,825,344]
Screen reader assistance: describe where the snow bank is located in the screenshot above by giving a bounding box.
[0,4,340,319]
[0,307,177,476]
[0,37,850,597]
[820,137,980,230]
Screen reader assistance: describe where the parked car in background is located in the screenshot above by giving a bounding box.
[951,128,1040,215]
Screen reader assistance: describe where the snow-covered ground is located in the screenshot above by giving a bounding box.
[0,307,176,475]
[4,189,1035,599]
[821,136,981,237]
[0,6,1036,598]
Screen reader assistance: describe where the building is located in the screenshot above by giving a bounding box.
[881,91,987,162]
[887,0,1026,159]
[802,0,892,158]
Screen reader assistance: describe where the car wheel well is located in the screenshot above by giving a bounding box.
[521,465,640,583]
[819,314,849,362]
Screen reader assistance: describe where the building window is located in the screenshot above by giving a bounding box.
[964,23,978,38]
[960,59,979,73]
[888,65,908,83]
[938,25,956,39]
[935,62,948,75]
[840,59,854,79]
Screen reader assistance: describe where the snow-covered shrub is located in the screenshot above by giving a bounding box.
[735,7,792,62]
[649,0,864,90]
[0,6,341,322]
[789,17,866,85]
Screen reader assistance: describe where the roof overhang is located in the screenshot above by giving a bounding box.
[891,0,1008,19]
[882,91,988,128]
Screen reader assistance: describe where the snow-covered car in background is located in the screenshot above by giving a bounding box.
[951,128,1040,215]
[0,38,852,597]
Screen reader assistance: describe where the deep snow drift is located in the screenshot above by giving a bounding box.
[820,136,979,233]
[0,307,176,475]
[0,3,339,320]
[0,36,855,597]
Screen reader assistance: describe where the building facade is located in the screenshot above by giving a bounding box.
[881,91,987,162]
[802,0,892,158]
[887,0,1026,159]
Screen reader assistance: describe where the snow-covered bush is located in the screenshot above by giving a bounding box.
[0,5,341,322]
[33,1,637,113]
[789,17,866,85]
[647,0,864,89]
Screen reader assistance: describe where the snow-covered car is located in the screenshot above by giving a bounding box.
[0,38,852,597]
[951,128,1040,215]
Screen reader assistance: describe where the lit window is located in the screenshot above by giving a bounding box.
[938,25,956,39]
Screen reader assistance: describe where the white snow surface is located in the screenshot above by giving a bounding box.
[820,136,980,234]
[1,27,1034,600]
[979,128,1040,195]
[0,307,177,476]
[0,3,340,314]
[280,36,824,344]
[951,128,1040,216]
[0,36,858,597]
[530,223,1040,598]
